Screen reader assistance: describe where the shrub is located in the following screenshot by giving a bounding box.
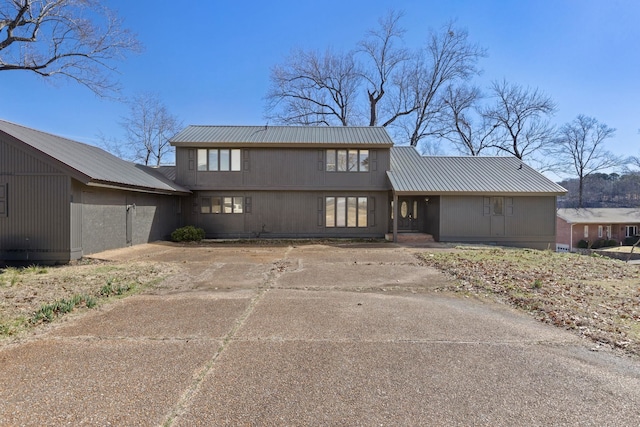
[623,236,640,246]
[577,239,589,249]
[606,239,619,248]
[171,225,205,242]
[591,239,606,249]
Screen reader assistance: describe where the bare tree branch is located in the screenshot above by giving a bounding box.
[550,114,622,208]
[265,48,361,126]
[483,79,556,159]
[0,0,141,96]
[118,92,182,166]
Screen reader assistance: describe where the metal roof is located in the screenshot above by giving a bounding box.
[0,120,189,195]
[557,208,640,224]
[388,146,567,195]
[170,125,395,146]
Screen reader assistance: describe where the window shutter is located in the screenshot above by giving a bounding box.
[243,149,250,171]
[483,197,491,216]
[317,197,323,226]
[245,197,252,213]
[0,183,6,217]
[505,197,514,216]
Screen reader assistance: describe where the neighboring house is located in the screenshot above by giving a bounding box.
[556,208,640,251]
[1,121,567,263]
[170,125,566,250]
[0,120,190,264]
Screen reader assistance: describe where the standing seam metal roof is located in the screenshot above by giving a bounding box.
[170,125,395,146]
[0,120,189,194]
[388,146,567,194]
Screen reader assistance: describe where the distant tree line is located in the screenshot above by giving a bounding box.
[557,172,640,208]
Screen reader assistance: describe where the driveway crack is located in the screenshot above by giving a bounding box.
[161,288,267,426]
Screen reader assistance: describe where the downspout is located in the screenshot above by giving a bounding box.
[393,192,398,243]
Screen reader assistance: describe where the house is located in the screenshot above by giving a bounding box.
[556,208,640,251]
[0,120,190,264]
[1,121,567,264]
[170,125,566,250]
[387,147,567,249]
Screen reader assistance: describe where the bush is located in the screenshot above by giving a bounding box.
[171,225,205,242]
[606,239,618,248]
[623,236,640,246]
[591,239,606,249]
[577,239,589,249]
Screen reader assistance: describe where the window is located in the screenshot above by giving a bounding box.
[625,225,638,238]
[197,149,241,171]
[598,225,603,238]
[584,225,589,239]
[326,196,367,227]
[326,149,369,172]
[201,196,243,214]
[606,225,612,239]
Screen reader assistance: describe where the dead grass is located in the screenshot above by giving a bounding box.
[420,247,640,357]
[0,259,177,339]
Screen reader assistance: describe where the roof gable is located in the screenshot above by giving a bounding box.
[170,125,394,147]
[0,120,189,195]
[388,146,567,195]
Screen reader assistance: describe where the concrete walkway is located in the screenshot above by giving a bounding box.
[1,243,639,426]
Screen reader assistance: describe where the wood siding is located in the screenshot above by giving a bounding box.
[0,136,71,262]
[175,147,390,190]
[437,195,557,250]
[192,190,388,238]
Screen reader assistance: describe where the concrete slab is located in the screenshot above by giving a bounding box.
[236,289,580,344]
[51,293,252,339]
[0,338,218,426]
[176,340,640,426]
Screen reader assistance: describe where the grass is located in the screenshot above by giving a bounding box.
[0,260,173,339]
[420,247,640,357]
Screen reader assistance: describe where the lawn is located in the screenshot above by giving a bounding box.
[420,247,640,357]
[0,259,176,339]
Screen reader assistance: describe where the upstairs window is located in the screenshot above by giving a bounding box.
[326,149,369,172]
[197,149,241,171]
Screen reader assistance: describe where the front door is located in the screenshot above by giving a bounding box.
[397,197,420,232]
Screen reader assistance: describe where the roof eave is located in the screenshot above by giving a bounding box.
[87,180,191,196]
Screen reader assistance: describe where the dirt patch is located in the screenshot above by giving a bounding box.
[0,259,177,339]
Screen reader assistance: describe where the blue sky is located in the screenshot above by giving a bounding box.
[2,0,639,171]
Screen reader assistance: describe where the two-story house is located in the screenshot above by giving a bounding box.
[1,121,567,264]
[170,126,392,239]
[170,125,567,249]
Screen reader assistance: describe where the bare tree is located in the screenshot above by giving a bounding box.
[552,115,622,208]
[0,0,141,96]
[265,13,485,149]
[400,22,486,147]
[483,80,556,159]
[120,92,182,166]
[357,10,410,127]
[265,48,361,126]
[438,85,498,155]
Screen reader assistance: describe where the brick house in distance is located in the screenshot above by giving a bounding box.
[556,208,640,251]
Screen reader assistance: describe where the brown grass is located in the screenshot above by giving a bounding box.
[420,247,640,357]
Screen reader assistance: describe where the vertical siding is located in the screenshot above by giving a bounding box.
[0,138,70,262]
[438,195,557,250]
[194,190,388,238]
[179,147,391,191]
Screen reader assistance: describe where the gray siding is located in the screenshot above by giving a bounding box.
[192,190,388,239]
[437,195,557,249]
[425,196,441,240]
[0,136,71,262]
[79,184,180,256]
[175,147,390,190]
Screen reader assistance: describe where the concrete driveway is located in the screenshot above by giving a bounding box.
[1,242,639,426]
